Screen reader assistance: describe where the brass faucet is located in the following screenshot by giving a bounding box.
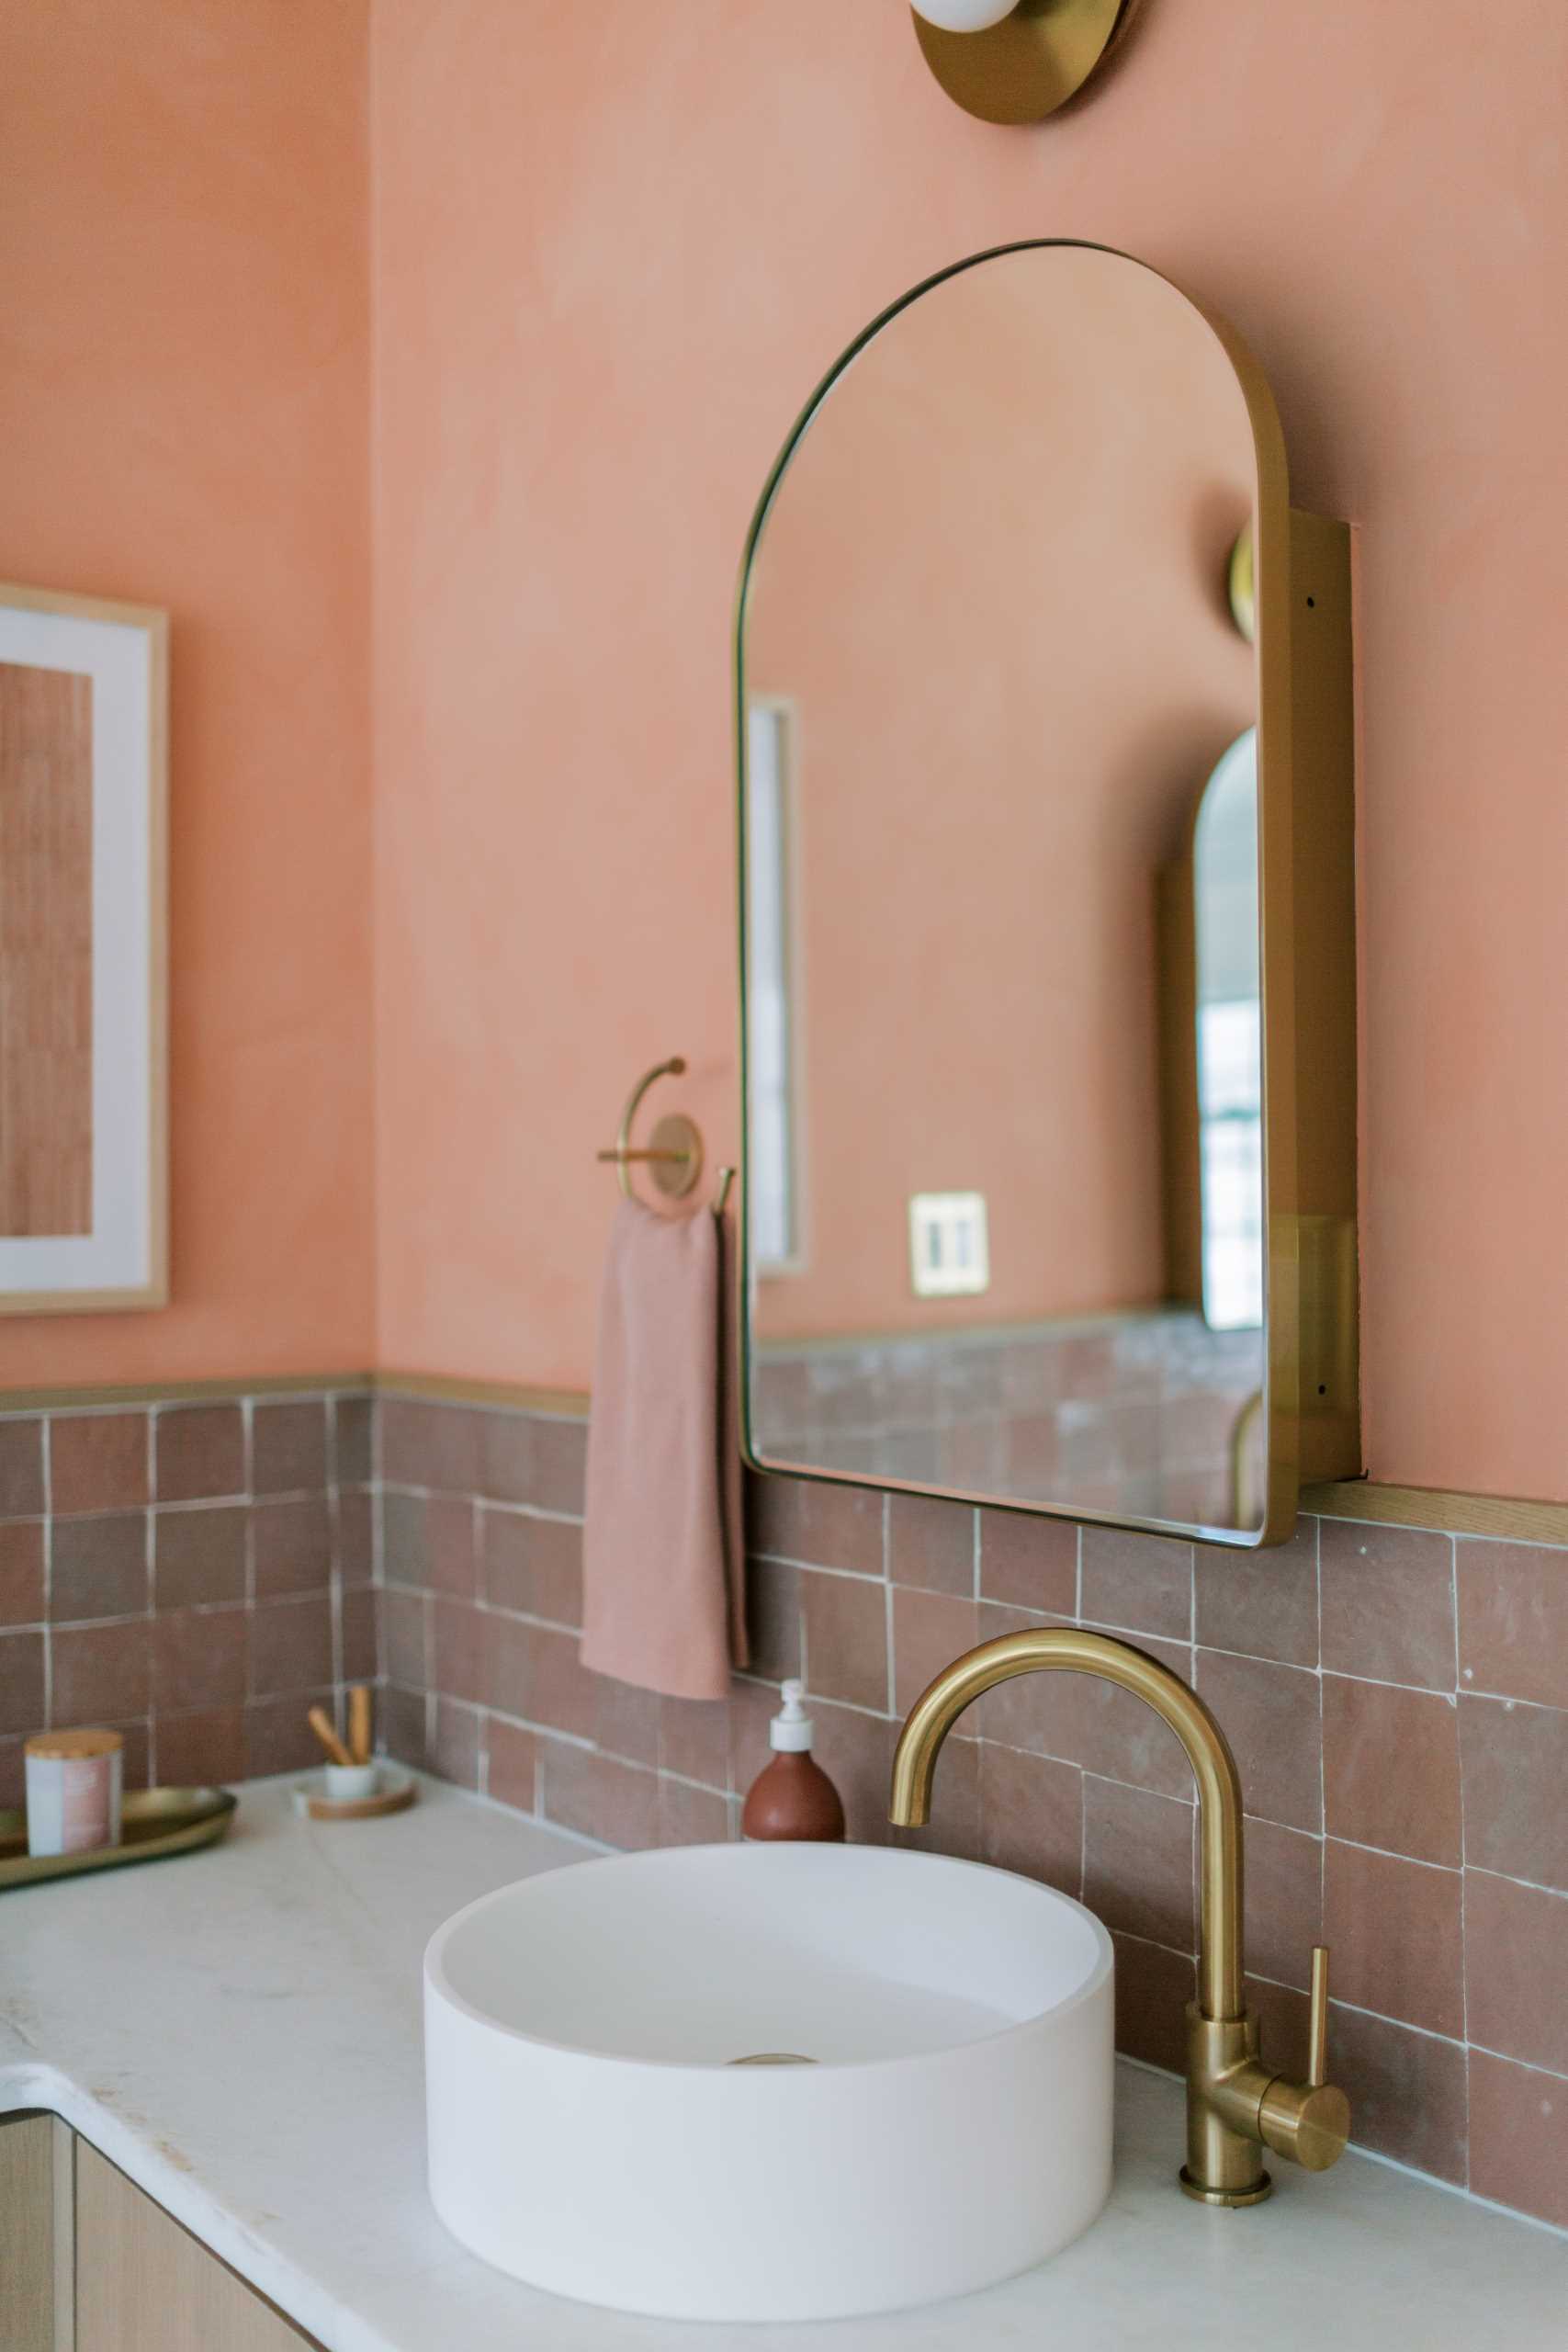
[888,1626,1349,2205]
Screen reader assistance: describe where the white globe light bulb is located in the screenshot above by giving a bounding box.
[911,0,1017,32]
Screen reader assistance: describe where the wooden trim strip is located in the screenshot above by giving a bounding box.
[1303,1479,1568,1546]
[0,1368,590,1420]
[373,1370,590,1419]
[0,1370,373,1412]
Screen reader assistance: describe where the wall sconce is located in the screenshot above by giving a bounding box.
[911,0,1128,125]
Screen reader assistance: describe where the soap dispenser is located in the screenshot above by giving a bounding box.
[741,1680,846,1842]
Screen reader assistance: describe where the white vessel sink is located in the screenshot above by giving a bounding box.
[424,1840,1113,2323]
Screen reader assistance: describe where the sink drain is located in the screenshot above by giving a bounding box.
[728,2051,817,2066]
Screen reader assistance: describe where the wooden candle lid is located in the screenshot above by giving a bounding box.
[24,1728,123,1760]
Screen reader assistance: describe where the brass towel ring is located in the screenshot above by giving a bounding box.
[595,1058,735,1213]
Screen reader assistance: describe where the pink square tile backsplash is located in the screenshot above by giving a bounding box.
[0,1391,375,1802]
[3,1382,1565,2234]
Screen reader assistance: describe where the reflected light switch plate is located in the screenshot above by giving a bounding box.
[908,1193,989,1298]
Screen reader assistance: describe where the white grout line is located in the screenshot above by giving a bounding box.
[1450,1531,1471,2153]
[39,1418,52,1728]
[1314,1512,1328,1947]
[1465,2038,1568,2088]
[1326,1831,1462,1875]
[385,1485,584,1531]
[325,1397,344,1732]
[747,1550,886,1586]
[1356,2146,1568,2242]
[1464,1859,1568,1902]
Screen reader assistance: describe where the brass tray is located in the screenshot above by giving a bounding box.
[0,1786,237,1892]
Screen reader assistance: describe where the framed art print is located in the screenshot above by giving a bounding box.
[0,582,168,1313]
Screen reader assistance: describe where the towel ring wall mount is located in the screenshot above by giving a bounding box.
[597,1057,735,1214]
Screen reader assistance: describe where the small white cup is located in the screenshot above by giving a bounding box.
[323,1761,379,1803]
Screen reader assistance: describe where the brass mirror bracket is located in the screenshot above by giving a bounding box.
[1286,510,1359,1488]
[912,0,1129,127]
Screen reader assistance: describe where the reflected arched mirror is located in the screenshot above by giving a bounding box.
[736,243,1358,1548]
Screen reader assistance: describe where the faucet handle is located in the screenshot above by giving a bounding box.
[1257,1945,1350,2173]
[1307,1943,1330,2087]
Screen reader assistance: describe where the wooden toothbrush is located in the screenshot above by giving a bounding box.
[347,1685,372,1767]
[307,1706,353,1769]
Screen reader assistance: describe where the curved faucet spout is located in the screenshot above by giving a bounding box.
[889,1624,1246,2021]
[889,1622,1350,2207]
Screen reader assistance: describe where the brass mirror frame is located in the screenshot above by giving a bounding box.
[733,241,1359,1550]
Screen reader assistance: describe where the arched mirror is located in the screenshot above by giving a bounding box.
[736,243,1358,1547]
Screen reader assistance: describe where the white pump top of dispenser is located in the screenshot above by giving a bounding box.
[769,1679,815,1753]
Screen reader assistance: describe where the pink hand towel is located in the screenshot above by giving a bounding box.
[581,1195,748,1702]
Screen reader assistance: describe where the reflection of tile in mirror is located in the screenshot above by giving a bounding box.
[0,660,93,1237]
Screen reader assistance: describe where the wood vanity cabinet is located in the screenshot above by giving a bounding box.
[1,2112,319,2352]
[0,2114,64,2351]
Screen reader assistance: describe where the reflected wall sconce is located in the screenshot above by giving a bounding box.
[1228,521,1257,644]
[910,0,1128,125]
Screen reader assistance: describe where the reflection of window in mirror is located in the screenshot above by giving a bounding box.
[744,697,802,1273]
[1192,729,1262,1330]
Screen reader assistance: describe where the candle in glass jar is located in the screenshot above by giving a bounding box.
[25,1728,123,1856]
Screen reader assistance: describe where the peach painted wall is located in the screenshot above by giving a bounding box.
[16,6,1550,1496]
[744,249,1255,1340]
[371,1,1568,1504]
[0,0,374,1385]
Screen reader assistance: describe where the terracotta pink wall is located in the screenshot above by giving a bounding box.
[745,250,1255,1339]
[371,1,1568,1504]
[16,6,1551,1498]
[0,0,374,1385]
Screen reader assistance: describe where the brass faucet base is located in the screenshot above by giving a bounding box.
[1179,2167,1274,2209]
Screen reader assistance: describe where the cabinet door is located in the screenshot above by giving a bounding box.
[74,2141,315,2352]
[0,2113,71,2352]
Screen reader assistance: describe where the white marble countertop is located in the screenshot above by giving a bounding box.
[1,1774,1563,2350]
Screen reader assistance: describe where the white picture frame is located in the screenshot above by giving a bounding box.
[0,581,168,1313]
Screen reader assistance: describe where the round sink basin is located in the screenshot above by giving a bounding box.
[424,1840,1113,2322]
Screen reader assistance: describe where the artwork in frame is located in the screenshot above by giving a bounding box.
[0,582,168,1313]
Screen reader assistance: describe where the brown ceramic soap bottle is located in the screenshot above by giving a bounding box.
[741,1680,846,1842]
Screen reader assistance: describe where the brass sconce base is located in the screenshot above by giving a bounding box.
[912,0,1128,126]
